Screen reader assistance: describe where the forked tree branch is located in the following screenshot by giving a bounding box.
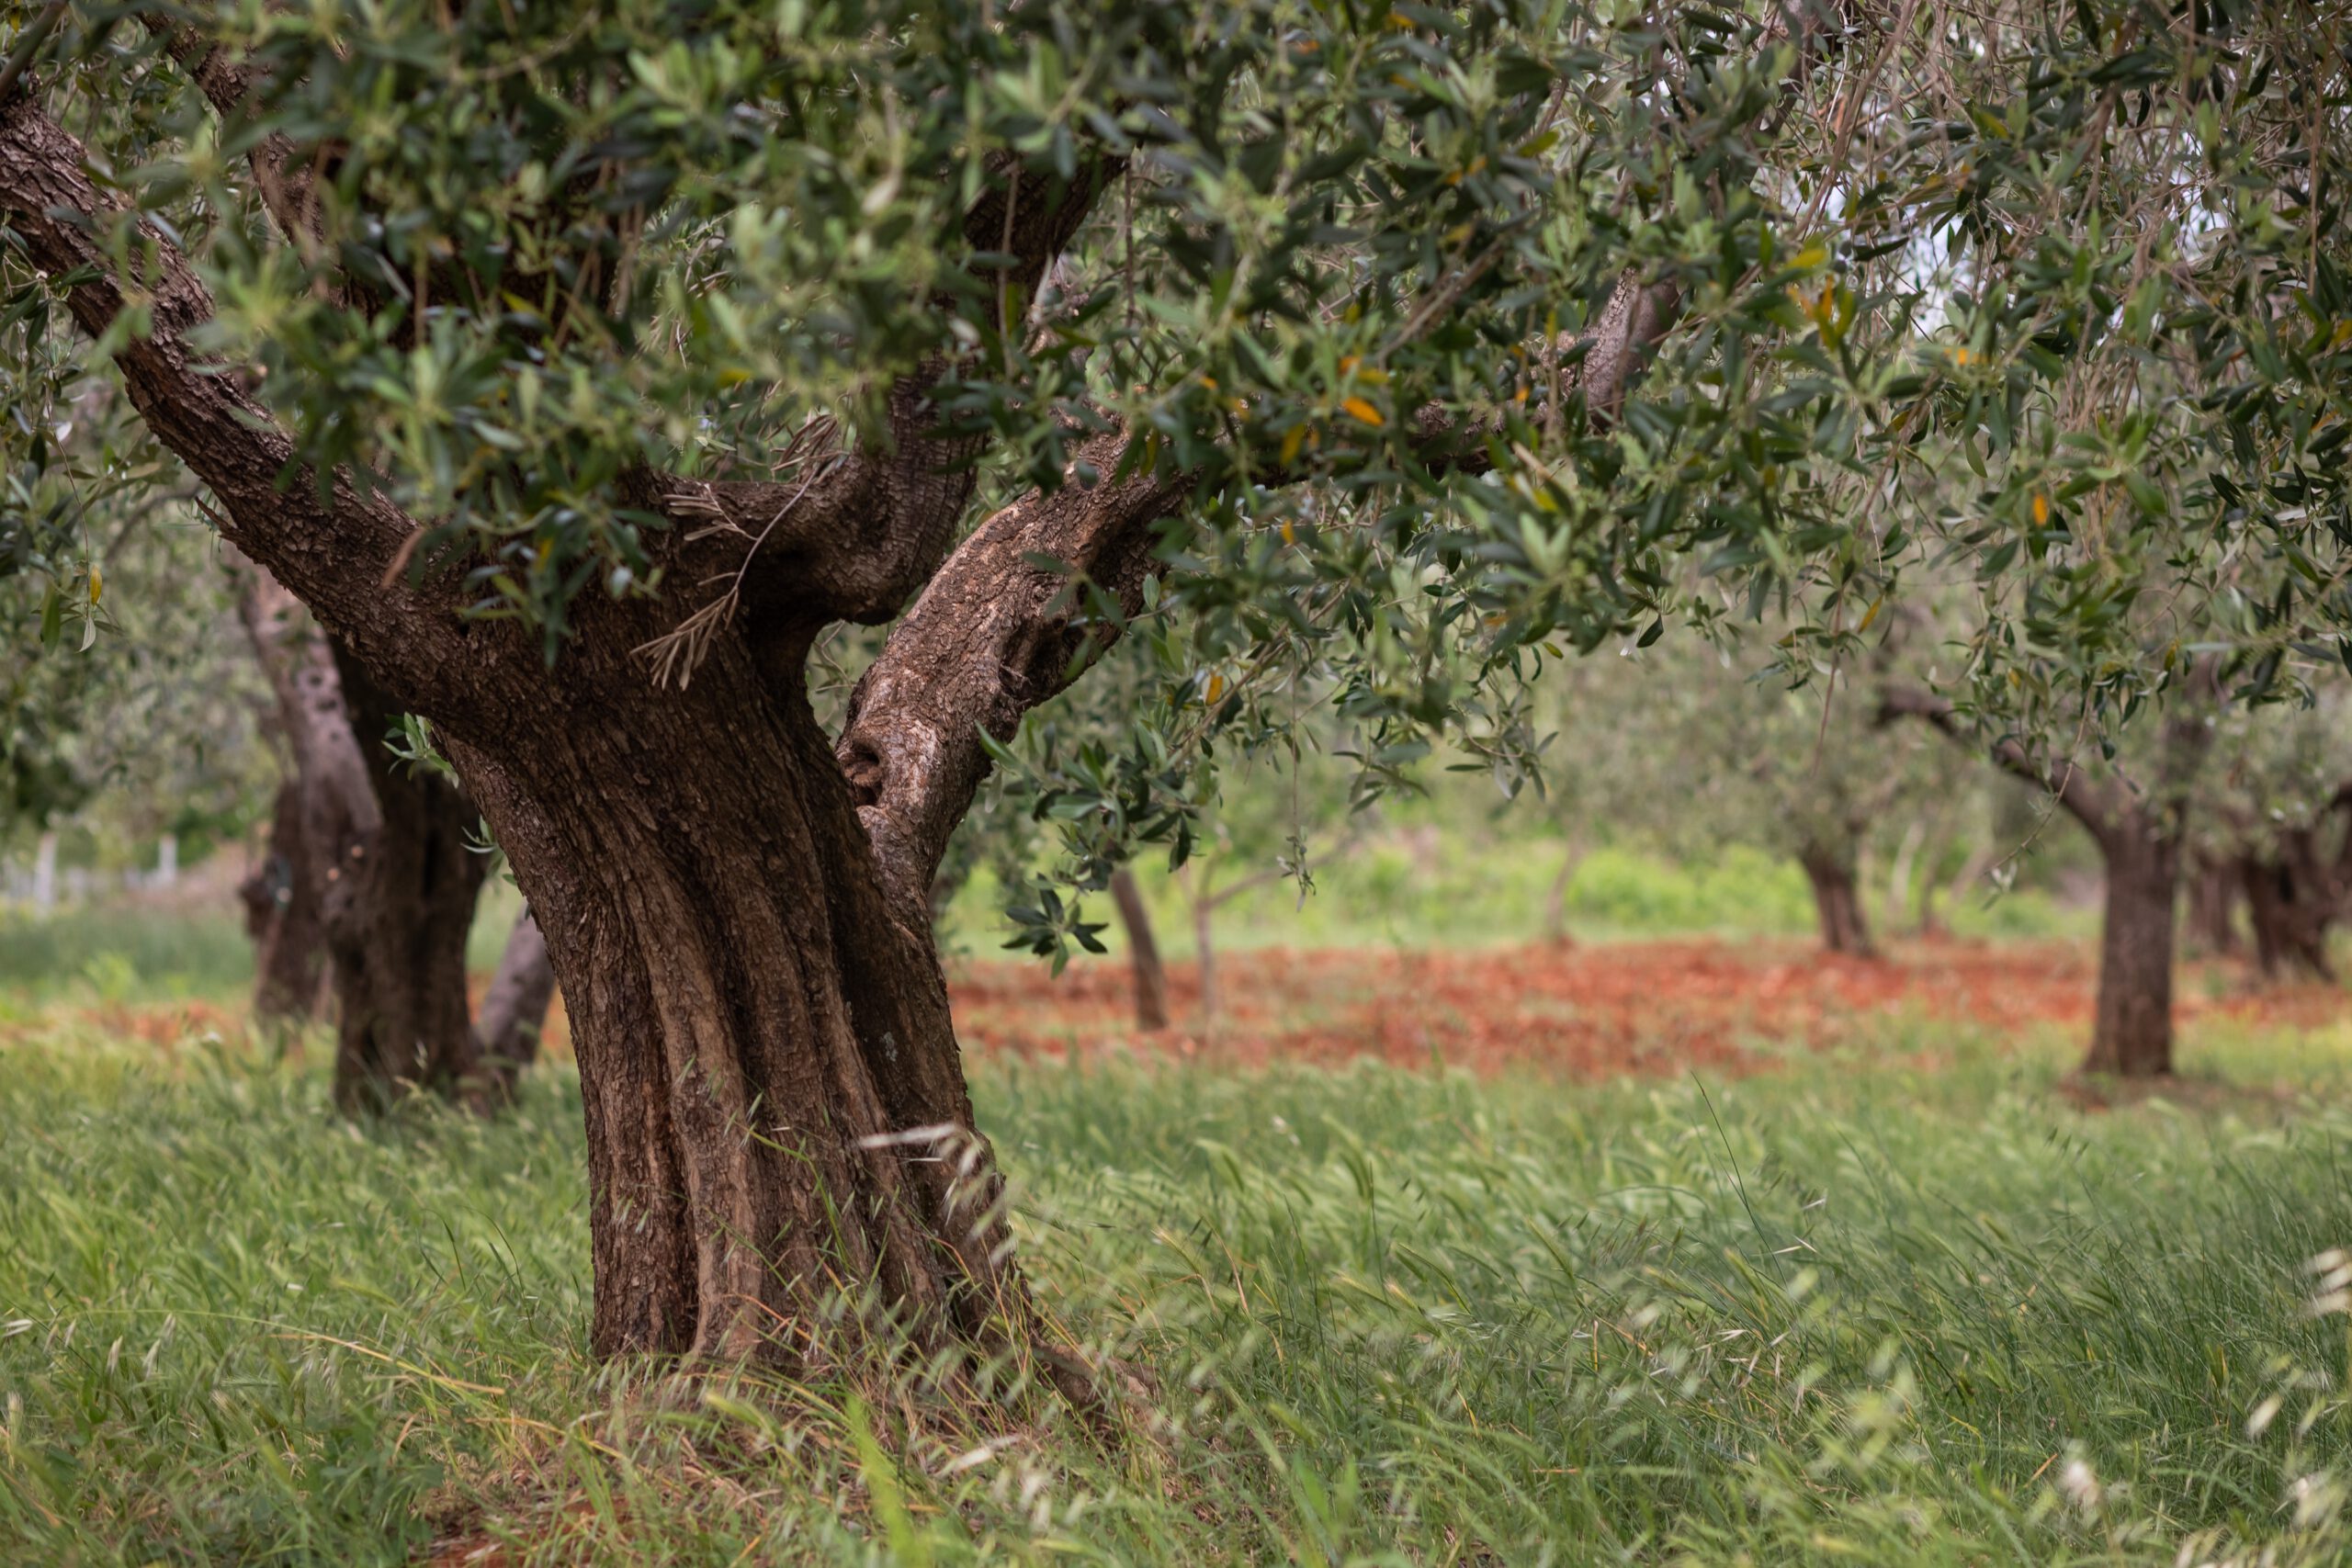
[831,0,1877,911]
[1876,684,2125,840]
[837,428,1191,919]
[638,155,1126,632]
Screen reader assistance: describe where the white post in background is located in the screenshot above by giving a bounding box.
[154,833,179,888]
[32,830,58,911]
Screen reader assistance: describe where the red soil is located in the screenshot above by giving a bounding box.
[945,936,2348,1078]
[19,937,2342,1082]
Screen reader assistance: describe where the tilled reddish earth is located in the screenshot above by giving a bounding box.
[27,937,2343,1082]
[945,936,2349,1078]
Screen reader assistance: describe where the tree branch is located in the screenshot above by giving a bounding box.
[140,18,324,246]
[0,94,474,709]
[1876,684,2121,840]
[837,429,1189,918]
[836,242,1685,919]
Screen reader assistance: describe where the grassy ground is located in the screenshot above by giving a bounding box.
[946,835,2094,961]
[4,994,2351,1564]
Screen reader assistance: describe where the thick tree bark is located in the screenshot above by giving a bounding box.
[239,780,330,1022]
[1108,867,1170,1032]
[2084,824,2181,1077]
[444,643,1048,1375]
[1799,840,1875,956]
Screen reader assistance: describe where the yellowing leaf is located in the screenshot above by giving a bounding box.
[1205,673,1227,703]
[2032,493,2051,525]
[1341,397,1385,427]
[87,566,101,604]
[1280,425,1306,466]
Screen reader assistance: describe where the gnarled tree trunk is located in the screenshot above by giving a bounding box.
[1881,678,2213,1079]
[446,640,1030,1371]
[1799,840,1874,957]
[238,562,528,1110]
[2237,833,2339,981]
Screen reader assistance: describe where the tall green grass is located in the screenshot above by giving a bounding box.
[3,1013,2349,1563]
[0,906,257,1007]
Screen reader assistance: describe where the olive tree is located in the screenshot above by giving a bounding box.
[233,559,558,1103]
[6,0,2343,1383]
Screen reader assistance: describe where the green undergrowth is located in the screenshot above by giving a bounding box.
[3,1016,2351,1563]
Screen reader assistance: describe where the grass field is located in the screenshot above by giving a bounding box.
[4,903,2352,1564]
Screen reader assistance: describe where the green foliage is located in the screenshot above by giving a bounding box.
[0,511,266,843]
[5,1018,2352,1562]
[8,0,2346,957]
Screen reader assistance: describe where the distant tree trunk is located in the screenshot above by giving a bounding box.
[154,833,178,887]
[1881,671,2216,1079]
[1193,879,1219,1027]
[1911,828,1956,935]
[1799,840,1874,956]
[1883,818,1925,932]
[239,780,329,1022]
[2083,823,2181,1076]
[2183,851,2244,960]
[237,561,498,1111]
[1544,829,1589,945]
[31,829,56,910]
[1108,866,1170,1031]
[321,648,495,1111]
[2237,831,2338,981]
[476,908,559,1090]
